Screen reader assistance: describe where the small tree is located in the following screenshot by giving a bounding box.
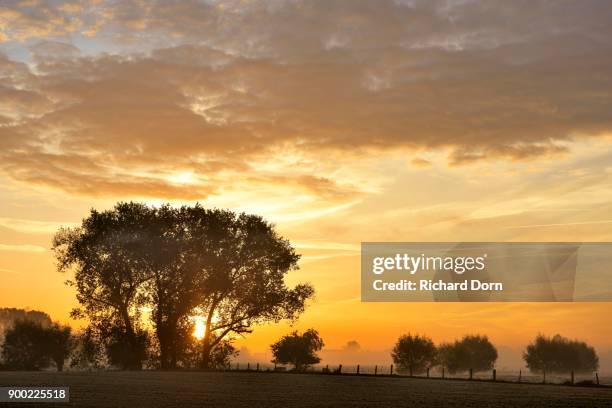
[209,339,238,369]
[46,323,74,372]
[271,329,324,371]
[392,334,437,376]
[1,320,75,372]
[1,320,50,370]
[523,334,599,376]
[441,335,497,374]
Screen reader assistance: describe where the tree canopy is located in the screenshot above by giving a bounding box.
[523,334,599,374]
[391,334,437,375]
[1,320,73,371]
[271,329,324,371]
[438,335,497,374]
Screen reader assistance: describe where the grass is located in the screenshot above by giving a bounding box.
[1,370,612,407]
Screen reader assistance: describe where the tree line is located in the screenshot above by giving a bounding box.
[268,330,600,378]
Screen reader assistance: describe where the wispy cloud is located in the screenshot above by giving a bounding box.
[0,243,47,253]
[506,220,612,229]
[0,217,77,234]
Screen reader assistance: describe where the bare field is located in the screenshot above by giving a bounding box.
[1,370,611,408]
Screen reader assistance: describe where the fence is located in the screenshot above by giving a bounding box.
[227,363,611,386]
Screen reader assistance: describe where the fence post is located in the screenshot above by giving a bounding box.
[257,363,260,372]
[247,363,250,371]
[326,364,329,373]
[338,364,342,374]
[571,370,574,385]
[390,364,394,375]
[427,367,430,378]
[596,372,599,385]
[442,367,445,379]
[493,369,496,382]
[374,365,378,376]
[236,362,239,371]
[518,370,522,383]
[469,368,473,380]
[357,365,360,375]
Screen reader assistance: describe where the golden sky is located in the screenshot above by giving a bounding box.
[1,0,612,369]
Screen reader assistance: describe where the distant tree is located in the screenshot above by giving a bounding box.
[523,334,599,376]
[0,308,52,340]
[1,320,50,370]
[436,342,455,372]
[441,335,497,374]
[271,329,324,371]
[1,320,73,371]
[208,339,239,369]
[391,334,437,375]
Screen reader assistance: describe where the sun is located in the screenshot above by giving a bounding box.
[193,316,206,340]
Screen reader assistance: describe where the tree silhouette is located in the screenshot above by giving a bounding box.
[46,323,74,372]
[271,329,324,371]
[439,335,497,374]
[1,320,50,370]
[523,334,599,376]
[1,320,73,371]
[391,334,437,375]
[54,202,313,369]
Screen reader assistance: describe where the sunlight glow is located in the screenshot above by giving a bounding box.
[193,316,206,340]
[167,171,194,185]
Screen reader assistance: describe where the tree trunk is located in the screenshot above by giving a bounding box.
[200,308,215,369]
[156,324,171,370]
[201,339,213,369]
[120,306,142,370]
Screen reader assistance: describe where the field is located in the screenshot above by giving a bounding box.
[1,371,612,407]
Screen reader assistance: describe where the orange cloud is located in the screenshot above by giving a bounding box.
[0,1,611,203]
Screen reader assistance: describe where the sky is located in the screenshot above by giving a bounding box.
[1,0,612,370]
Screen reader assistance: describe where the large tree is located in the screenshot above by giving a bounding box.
[54,202,313,369]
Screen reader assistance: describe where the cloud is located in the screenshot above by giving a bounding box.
[0,1,88,42]
[0,267,20,275]
[0,0,611,203]
[0,217,76,234]
[0,243,46,252]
